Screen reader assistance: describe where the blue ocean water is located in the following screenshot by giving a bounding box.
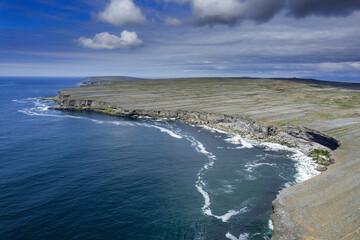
[0,77,302,240]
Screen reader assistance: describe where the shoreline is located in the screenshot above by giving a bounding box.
[46,95,339,159]
[48,98,324,182]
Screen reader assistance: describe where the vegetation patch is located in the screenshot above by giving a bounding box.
[309,149,330,158]
[334,99,354,109]
[309,149,331,165]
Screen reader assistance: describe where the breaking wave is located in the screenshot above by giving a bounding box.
[185,135,248,222]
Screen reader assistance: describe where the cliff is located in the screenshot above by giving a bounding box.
[51,92,339,157]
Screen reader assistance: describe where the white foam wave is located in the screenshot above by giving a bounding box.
[291,150,319,183]
[193,140,215,159]
[109,121,134,126]
[216,127,320,185]
[138,123,182,139]
[223,184,235,194]
[268,219,274,230]
[225,232,249,240]
[218,208,247,222]
[225,135,241,144]
[12,97,38,103]
[244,161,277,173]
[16,98,136,127]
[200,125,228,134]
[152,126,182,139]
[260,142,292,152]
[186,136,247,222]
[155,118,168,122]
[240,138,254,148]
[245,174,257,181]
[252,141,320,183]
[225,135,254,148]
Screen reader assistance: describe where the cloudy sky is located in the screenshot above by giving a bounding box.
[1,0,360,81]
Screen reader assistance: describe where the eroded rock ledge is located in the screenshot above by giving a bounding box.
[47,91,339,161]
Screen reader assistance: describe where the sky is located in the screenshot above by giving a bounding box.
[1,0,360,82]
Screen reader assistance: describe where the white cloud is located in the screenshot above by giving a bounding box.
[98,0,146,26]
[77,31,143,50]
[191,0,243,24]
[165,17,182,26]
[317,62,360,72]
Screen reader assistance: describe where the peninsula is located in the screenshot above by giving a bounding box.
[49,77,360,239]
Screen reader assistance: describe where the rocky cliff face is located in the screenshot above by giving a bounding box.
[51,90,340,156]
[282,125,339,150]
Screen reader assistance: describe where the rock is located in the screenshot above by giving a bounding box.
[282,125,340,150]
[316,165,328,172]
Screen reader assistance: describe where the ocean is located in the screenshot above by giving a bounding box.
[0,77,318,240]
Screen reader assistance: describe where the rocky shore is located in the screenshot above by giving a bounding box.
[48,93,339,161]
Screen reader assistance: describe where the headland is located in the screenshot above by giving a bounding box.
[47,77,360,239]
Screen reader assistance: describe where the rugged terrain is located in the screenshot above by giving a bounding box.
[49,77,360,239]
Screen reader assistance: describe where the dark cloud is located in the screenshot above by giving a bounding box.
[183,0,360,26]
[288,0,360,17]
[189,0,285,26]
[245,0,284,23]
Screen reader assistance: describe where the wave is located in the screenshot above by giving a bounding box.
[16,98,136,127]
[200,125,228,134]
[224,135,254,148]
[220,129,320,184]
[13,97,43,102]
[291,150,319,183]
[259,142,319,183]
[137,123,183,139]
[223,184,235,194]
[200,126,320,184]
[268,219,274,230]
[225,232,249,240]
[151,126,182,139]
[185,135,248,222]
[244,161,277,173]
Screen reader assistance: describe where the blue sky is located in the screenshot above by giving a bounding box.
[1,0,360,82]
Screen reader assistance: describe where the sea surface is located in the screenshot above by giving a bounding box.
[0,77,318,240]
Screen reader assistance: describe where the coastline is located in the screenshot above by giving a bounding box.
[47,94,339,157]
[43,77,360,239]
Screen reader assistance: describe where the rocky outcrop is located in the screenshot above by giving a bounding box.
[282,125,340,150]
